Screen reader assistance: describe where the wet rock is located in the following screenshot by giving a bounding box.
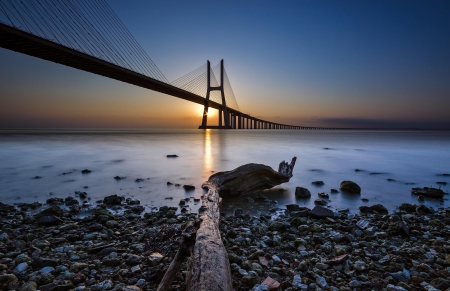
[411,187,445,198]
[38,215,62,226]
[359,204,388,214]
[295,187,311,198]
[0,202,16,215]
[417,205,433,214]
[183,185,195,190]
[81,169,91,174]
[103,194,124,205]
[318,192,329,198]
[114,176,126,180]
[399,203,416,213]
[64,196,79,206]
[310,205,334,218]
[166,154,178,157]
[330,188,339,193]
[285,204,301,211]
[35,205,65,217]
[314,198,327,206]
[312,181,324,186]
[340,180,361,194]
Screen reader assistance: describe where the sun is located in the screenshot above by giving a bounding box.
[197,106,216,118]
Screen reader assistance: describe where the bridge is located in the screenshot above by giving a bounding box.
[0,1,377,131]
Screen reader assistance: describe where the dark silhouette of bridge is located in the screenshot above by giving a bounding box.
[0,1,386,130]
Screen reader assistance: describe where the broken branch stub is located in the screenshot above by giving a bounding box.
[206,156,297,196]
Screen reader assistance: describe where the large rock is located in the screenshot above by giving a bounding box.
[19,281,37,291]
[340,181,361,194]
[35,205,65,218]
[103,194,124,205]
[359,204,388,214]
[430,278,450,291]
[38,215,62,226]
[286,204,301,211]
[399,203,416,213]
[310,206,334,218]
[295,187,311,198]
[0,202,16,214]
[411,187,445,198]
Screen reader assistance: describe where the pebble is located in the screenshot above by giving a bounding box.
[0,194,449,291]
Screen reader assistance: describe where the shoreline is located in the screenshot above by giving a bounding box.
[1,193,450,291]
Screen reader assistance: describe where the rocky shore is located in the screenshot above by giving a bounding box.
[1,193,450,291]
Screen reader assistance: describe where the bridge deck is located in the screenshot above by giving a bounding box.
[0,23,224,110]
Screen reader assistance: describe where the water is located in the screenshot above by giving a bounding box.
[1,129,449,215]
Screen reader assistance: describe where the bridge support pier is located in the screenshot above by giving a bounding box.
[199,59,232,129]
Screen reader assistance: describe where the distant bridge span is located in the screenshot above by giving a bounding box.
[1,23,305,129]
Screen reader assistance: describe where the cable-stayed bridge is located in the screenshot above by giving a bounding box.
[0,0,315,129]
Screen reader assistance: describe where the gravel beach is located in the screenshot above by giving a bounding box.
[0,192,449,291]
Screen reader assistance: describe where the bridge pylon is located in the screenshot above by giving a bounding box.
[198,59,231,129]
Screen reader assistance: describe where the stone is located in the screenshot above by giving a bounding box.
[183,185,195,190]
[15,262,29,273]
[268,221,285,231]
[312,181,324,186]
[38,215,62,226]
[315,263,329,270]
[126,254,141,265]
[386,284,408,291]
[103,194,124,205]
[295,187,311,198]
[340,180,361,194]
[148,253,164,266]
[38,205,66,218]
[252,285,269,291]
[15,253,32,264]
[399,203,416,213]
[39,267,55,274]
[411,187,444,198]
[285,204,301,211]
[69,262,88,273]
[370,204,388,214]
[242,271,260,287]
[314,198,327,206]
[19,281,37,291]
[430,278,450,291]
[327,254,349,265]
[316,277,329,288]
[261,276,280,290]
[310,205,334,218]
[131,265,141,273]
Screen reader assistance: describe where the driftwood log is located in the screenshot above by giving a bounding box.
[158,157,297,291]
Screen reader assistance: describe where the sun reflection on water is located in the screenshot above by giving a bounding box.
[203,129,212,174]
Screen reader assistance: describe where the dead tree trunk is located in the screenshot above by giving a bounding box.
[159,157,297,291]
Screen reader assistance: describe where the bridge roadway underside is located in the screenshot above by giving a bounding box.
[0,23,224,110]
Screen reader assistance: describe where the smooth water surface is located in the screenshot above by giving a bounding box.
[1,129,449,214]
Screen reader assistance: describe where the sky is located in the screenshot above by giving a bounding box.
[1,0,450,129]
